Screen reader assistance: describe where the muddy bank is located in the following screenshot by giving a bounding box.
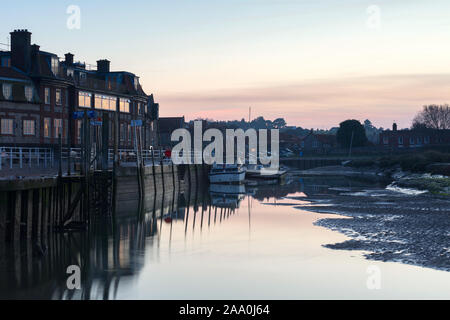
[290,164,450,195]
[290,165,388,180]
[287,184,450,271]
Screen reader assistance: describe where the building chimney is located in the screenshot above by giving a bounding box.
[65,53,74,66]
[10,29,32,72]
[97,59,110,73]
[393,122,398,132]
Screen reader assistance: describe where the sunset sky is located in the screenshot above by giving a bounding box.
[2,0,450,129]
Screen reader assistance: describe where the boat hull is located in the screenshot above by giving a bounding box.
[209,171,246,184]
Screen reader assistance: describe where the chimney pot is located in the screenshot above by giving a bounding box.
[65,53,74,66]
[97,59,110,73]
[10,29,32,72]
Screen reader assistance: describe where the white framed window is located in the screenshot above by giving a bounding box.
[2,83,12,100]
[119,98,130,113]
[44,118,51,138]
[56,89,62,105]
[54,119,62,138]
[1,119,14,135]
[45,88,51,105]
[78,91,92,108]
[51,57,59,75]
[95,94,117,111]
[23,120,35,136]
[25,86,33,102]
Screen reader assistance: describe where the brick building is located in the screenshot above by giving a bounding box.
[0,29,159,149]
[379,123,450,148]
[300,131,337,154]
[158,117,186,147]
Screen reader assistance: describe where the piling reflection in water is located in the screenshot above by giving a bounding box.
[0,172,262,299]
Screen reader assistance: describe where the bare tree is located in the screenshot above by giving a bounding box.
[412,104,450,129]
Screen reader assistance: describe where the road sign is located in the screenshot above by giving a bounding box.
[131,120,143,127]
[87,110,97,119]
[72,111,84,119]
[90,121,103,126]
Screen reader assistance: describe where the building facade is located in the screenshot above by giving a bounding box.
[158,117,186,147]
[379,123,450,149]
[0,29,159,149]
[299,131,337,155]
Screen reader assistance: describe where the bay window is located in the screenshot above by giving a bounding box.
[78,91,92,108]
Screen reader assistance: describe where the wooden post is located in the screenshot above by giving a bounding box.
[83,113,90,219]
[41,188,49,249]
[68,112,72,177]
[102,112,109,172]
[26,190,33,239]
[0,192,7,244]
[13,191,22,242]
[34,189,42,243]
[58,133,63,178]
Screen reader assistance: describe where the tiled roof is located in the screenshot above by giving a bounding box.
[0,67,31,81]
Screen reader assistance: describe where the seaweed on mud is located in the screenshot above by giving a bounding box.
[297,190,450,272]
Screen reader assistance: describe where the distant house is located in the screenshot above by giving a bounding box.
[158,117,186,147]
[379,123,450,148]
[300,131,337,154]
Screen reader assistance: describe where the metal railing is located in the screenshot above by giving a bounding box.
[0,146,248,171]
[0,147,54,170]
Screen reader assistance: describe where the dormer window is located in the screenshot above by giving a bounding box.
[2,84,12,100]
[25,86,33,102]
[51,57,59,76]
[134,77,139,90]
[79,72,87,83]
[67,68,74,78]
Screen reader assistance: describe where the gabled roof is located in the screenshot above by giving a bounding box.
[0,66,32,82]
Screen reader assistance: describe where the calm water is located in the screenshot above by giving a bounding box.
[1,177,450,300]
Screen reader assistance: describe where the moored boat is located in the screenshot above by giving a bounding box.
[209,164,246,184]
[246,164,287,180]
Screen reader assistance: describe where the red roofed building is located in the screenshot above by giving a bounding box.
[299,131,337,155]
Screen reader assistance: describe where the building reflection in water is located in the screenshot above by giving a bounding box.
[0,177,252,300]
[0,174,387,300]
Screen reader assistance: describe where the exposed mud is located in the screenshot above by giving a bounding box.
[288,180,450,272]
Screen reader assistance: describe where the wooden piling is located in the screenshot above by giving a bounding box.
[0,192,7,253]
[26,190,33,239]
[13,191,22,243]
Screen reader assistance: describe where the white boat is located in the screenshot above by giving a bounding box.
[246,164,287,180]
[209,164,246,184]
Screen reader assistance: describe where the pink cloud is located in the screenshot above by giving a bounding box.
[158,74,450,129]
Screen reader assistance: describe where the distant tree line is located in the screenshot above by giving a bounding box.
[412,104,450,130]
